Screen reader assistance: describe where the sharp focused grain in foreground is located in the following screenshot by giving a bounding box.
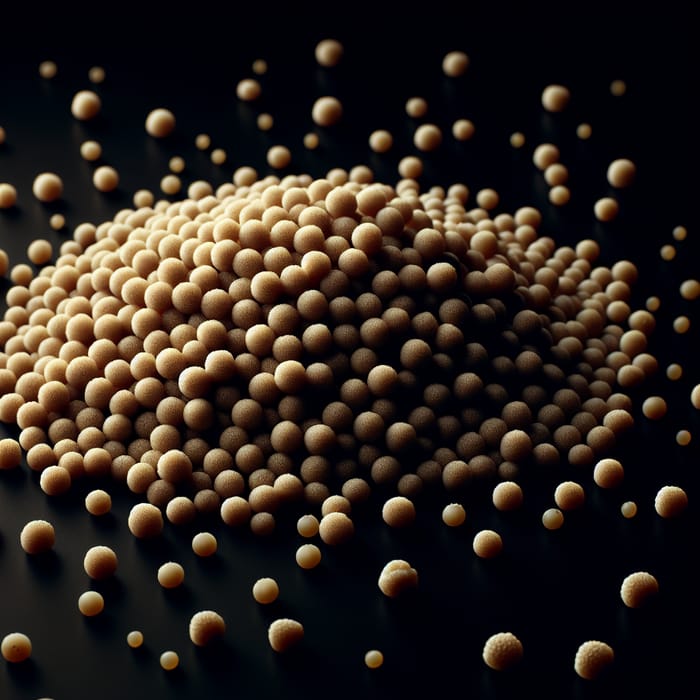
[482,632,523,670]
[574,640,614,680]
[268,618,304,652]
[1,632,32,663]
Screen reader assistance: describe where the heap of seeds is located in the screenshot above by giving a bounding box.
[0,168,650,540]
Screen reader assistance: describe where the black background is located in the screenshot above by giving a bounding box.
[1,3,698,700]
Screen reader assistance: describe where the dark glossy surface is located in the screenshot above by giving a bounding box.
[1,4,697,700]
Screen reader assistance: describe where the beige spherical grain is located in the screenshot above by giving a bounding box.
[594,197,619,222]
[473,529,503,558]
[679,279,700,300]
[621,501,638,518]
[252,577,279,604]
[369,129,393,153]
[78,590,105,617]
[541,84,570,112]
[405,97,428,118]
[549,185,570,206]
[378,559,418,597]
[0,183,17,209]
[318,511,354,545]
[312,96,343,127]
[192,531,217,557]
[452,119,475,141]
[20,519,55,554]
[442,50,469,77]
[39,60,57,78]
[145,108,176,137]
[315,38,344,67]
[542,508,564,530]
[482,632,523,670]
[673,315,690,334]
[510,132,525,148]
[296,514,320,538]
[365,649,384,669]
[128,502,164,538]
[50,212,66,230]
[554,481,585,510]
[85,489,112,516]
[127,630,144,648]
[620,571,659,608]
[236,78,262,101]
[158,561,185,589]
[0,438,22,469]
[532,143,559,170]
[593,458,624,488]
[189,610,226,646]
[1,632,32,663]
[71,90,101,120]
[654,485,688,518]
[268,618,304,652]
[32,172,63,202]
[382,496,416,527]
[660,244,676,261]
[160,650,179,670]
[492,481,524,511]
[642,396,667,420]
[414,123,442,152]
[442,502,466,527]
[607,158,636,188]
[296,543,322,569]
[83,545,118,579]
[250,512,276,536]
[267,145,292,169]
[676,429,692,446]
[40,465,72,496]
[88,65,106,83]
[93,166,119,193]
[303,132,319,149]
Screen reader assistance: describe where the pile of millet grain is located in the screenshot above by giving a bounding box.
[0,12,695,700]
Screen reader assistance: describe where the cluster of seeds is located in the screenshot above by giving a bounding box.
[0,26,694,697]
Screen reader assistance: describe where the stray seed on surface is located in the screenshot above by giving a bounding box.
[32,172,63,202]
[542,508,564,530]
[364,649,384,668]
[315,39,344,67]
[39,60,57,78]
[145,108,176,138]
[71,90,101,121]
[127,630,144,648]
[378,559,418,597]
[253,577,279,604]
[0,183,18,208]
[574,640,614,680]
[620,571,659,608]
[78,590,105,617]
[20,519,55,554]
[158,562,185,589]
[189,610,226,646]
[1,632,32,663]
[268,618,304,652]
[541,84,570,112]
[441,503,466,527]
[654,485,688,518]
[160,650,179,670]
